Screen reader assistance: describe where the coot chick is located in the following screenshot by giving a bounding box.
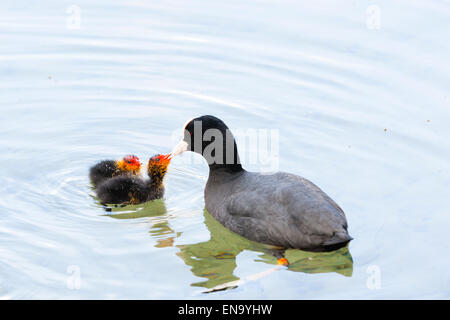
[172,115,352,260]
[95,154,171,205]
[89,155,141,187]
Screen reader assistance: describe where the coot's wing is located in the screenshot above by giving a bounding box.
[224,172,351,250]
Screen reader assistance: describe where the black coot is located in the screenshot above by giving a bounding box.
[172,115,352,257]
[95,154,171,205]
[89,155,141,187]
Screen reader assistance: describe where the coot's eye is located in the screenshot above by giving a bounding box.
[127,160,131,164]
[154,158,160,162]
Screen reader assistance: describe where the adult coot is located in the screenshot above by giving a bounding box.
[89,155,141,187]
[172,115,352,260]
[95,154,171,205]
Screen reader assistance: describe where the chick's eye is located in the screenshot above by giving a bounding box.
[155,158,160,162]
[127,161,131,164]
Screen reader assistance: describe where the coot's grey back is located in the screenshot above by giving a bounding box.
[205,170,351,251]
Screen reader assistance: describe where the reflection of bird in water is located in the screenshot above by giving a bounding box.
[104,199,181,248]
[104,203,352,292]
[176,210,353,292]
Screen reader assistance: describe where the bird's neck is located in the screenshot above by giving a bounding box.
[208,164,245,185]
[205,137,244,173]
[209,163,244,173]
[148,172,165,186]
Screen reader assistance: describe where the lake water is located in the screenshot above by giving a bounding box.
[1,0,450,299]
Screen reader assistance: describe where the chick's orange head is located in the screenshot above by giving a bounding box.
[148,153,172,168]
[117,154,141,172]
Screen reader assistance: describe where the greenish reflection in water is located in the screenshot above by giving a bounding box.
[105,203,352,289]
[105,200,181,248]
[177,210,353,289]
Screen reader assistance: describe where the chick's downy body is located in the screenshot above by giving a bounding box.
[95,154,170,205]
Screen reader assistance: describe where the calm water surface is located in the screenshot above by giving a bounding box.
[1,0,450,299]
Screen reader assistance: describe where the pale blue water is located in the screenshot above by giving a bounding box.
[1,0,450,299]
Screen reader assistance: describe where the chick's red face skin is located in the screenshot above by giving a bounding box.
[149,154,171,168]
[118,155,141,172]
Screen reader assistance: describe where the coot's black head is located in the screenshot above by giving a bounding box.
[172,115,242,172]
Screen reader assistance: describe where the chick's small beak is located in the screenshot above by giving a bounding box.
[159,153,172,163]
[172,140,188,157]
